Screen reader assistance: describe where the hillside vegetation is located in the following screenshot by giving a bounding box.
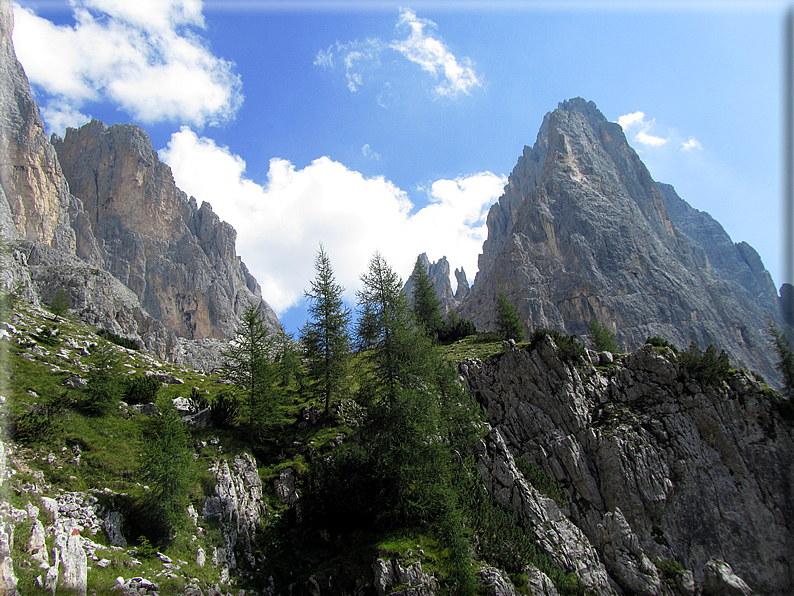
[1,283,586,595]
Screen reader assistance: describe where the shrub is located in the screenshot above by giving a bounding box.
[645,336,677,351]
[678,342,731,386]
[529,328,586,364]
[515,458,567,508]
[31,325,60,346]
[97,328,140,351]
[11,396,65,443]
[588,320,619,353]
[124,375,161,405]
[209,391,240,427]
[654,558,686,588]
[48,289,71,318]
[437,310,477,343]
[79,343,123,416]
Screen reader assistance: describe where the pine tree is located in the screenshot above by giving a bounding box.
[496,291,524,341]
[354,253,482,592]
[409,255,445,340]
[301,245,352,414]
[768,320,794,399]
[81,342,123,416]
[220,305,279,440]
[589,319,619,353]
[141,395,194,539]
[356,252,416,403]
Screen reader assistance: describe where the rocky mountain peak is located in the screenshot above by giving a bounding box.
[461,98,783,381]
[50,118,278,343]
[0,0,279,367]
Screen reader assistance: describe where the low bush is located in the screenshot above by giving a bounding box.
[124,375,161,405]
[48,289,71,318]
[515,458,567,508]
[209,391,240,427]
[529,328,586,364]
[11,396,65,443]
[437,312,477,344]
[31,325,59,346]
[645,336,678,351]
[97,328,140,351]
[678,342,731,386]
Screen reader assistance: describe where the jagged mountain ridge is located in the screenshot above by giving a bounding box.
[403,252,471,314]
[460,98,782,381]
[0,0,278,368]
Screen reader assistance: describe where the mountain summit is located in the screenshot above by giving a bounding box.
[460,98,782,380]
[0,0,278,367]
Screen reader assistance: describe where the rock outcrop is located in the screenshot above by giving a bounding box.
[403,253,468,314]
[460,98,783,382]
[202,453,265,571]
[51,121,278,340]
[0,0,278,368]
[461,337,794,595]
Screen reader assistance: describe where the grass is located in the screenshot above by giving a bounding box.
[438,334,509,362]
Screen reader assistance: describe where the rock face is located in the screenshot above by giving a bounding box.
[0,0,79,253]
[475,427,615,595]
[461,337,794,595]
[403,253,467,314]
[201,453,265,571]
[460,98,783,381]
[0,0,279,367]
[51,121,278,340]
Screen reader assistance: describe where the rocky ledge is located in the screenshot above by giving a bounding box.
[461,336,793,595]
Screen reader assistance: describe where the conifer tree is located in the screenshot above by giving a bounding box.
[220,305,278,440]
[82,342,123,416]
[496,291,524,341]
[141,395,194,539]
[356,252,415,403]
[409,255,445,340]
[301,245,352,414]
[589,319,619,353]
[354,252,482,592]
[768,320,794,399]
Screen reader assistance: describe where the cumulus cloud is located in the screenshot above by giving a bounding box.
[159,128,505,314]
[618,111,668,147]
[315,8,481,100]
[12,0,242,134]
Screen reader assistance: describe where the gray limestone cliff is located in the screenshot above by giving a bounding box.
[462,337,794,595]
[460,98,783,382]
[0,0,278,367]
[51,120,278,341]
[404,253,469,314]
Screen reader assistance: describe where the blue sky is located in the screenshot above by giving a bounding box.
[11,0,788,336]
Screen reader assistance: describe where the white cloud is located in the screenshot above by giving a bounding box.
[12,1,242,134]
[315,8,481,100]
[362,144,381,160]
[617,110,668,147]
[682,137,703,151]
[635,130,668,147]
[159,128,506,314]
[390,8,482,98]
[617,111,645,130]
